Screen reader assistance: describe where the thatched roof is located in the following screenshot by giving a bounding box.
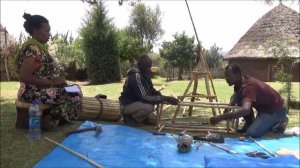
[225,4,300,60]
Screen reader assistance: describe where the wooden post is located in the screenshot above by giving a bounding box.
[169,0,221,130]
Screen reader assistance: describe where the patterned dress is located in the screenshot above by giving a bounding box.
[17,43,82,125]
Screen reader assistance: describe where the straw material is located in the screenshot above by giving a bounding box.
[79,97,121,122]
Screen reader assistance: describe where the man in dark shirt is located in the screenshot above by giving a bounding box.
[119,54,178,126]
[210,64,288,138]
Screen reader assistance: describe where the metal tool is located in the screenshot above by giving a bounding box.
[44,137,104,168]
[147,130,166,135]
[65,125,102,137]
[207,142,238,154]
[245,151,270,159]
[249,136,275,157]
[196,141,203,151]
[172,131,193,153]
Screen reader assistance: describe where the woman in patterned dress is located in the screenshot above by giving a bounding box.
[15,13,82,130]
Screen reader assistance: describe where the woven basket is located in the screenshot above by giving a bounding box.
[79,97,121,122]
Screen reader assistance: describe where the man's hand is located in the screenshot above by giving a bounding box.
[223,108,231,114]
[210,116,222,125]
[163,96,179,105]
[152,90,162,96]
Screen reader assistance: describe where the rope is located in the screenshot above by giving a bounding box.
[95,98,104,120]
[177,134,193,153]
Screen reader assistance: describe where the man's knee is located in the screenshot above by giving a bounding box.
[246,129,258,138]
[143,104,155,114]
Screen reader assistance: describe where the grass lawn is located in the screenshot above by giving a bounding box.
[1,77,299,168]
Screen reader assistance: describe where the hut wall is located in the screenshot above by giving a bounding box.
[228,59,276,82]
[292,62,300,81]
[229,59,299,82]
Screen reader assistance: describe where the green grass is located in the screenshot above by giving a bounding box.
[1,78,299,168]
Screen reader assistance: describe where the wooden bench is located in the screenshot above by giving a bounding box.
[15,99,52,129]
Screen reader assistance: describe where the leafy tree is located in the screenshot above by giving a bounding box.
[265,39,299,113]
[159,41,175,81]
[1,42,20,81]
[118,0,140,6]
[49,32,86,69]
[116,28,147,65]
[80,1,121,84]
[159,32,197,80]
[128,2,164,51]
[205,43,223,69]
[18,32,28,44]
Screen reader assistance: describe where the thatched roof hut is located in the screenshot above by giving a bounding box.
[224,4,300,81]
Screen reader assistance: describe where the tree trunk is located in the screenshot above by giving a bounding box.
[167,64,170,81]
[172,66,175,80]
[4,57,10,81]
[178,68,183,80]
[188,59,192,80]
[287,81,291,114]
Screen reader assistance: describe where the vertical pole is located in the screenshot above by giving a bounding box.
[185,0,200,46]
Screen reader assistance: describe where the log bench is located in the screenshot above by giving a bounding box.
[15,99,52,129]
[15,97,122,130]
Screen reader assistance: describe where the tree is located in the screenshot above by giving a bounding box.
[128,2,164,51]
[1,42,20,81]
[49,32,86,69]
[159,32,197,80]
[159,41,175,81]
[118,0,139,6]
[80,1,121,84]
[265,39,299,113]
[116,28,147,65]
[205,43,223,69]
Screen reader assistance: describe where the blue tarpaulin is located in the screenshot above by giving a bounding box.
[35,121,300,168]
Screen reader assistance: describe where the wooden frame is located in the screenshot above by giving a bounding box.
[154,0,238,134]
[156,102,240,134]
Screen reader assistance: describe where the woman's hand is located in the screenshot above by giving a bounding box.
[51,76,67,87]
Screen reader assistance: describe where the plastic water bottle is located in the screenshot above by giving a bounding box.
[28,99,41,141]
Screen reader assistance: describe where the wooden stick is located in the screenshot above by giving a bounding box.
[249,137,275,157]
[158,125,165,133]
[234,118,239,132]
[162,115,210,120]
[163,124,227,130]
[156,104,163,128]
[161,104,172,112]
[163,126,233,133]
[44,137,104,168]
[207,142,238,154]
[178,95,217,99]
[179,102,239,109]
[182,105,188,117]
